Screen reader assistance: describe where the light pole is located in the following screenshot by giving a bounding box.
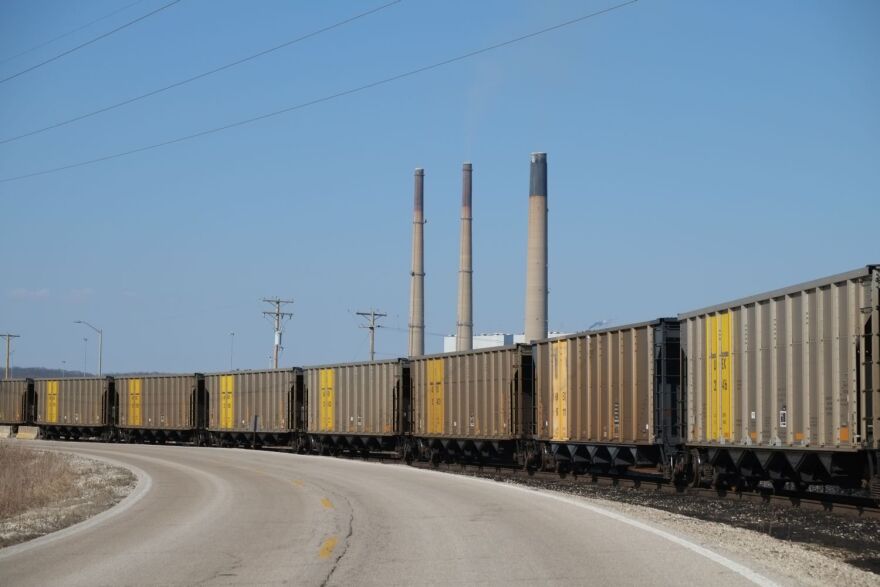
[74,321,103,376]
[229,332,235,370]
[83,337,88,374]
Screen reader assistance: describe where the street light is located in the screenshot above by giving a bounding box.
[74,321,103,376]
[229,332,235,370]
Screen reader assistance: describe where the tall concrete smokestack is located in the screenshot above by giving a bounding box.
[524,152,548,342]
[408,168,425,356]
[456,162,473,351]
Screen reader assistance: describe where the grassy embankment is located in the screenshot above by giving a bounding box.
[0,443,77,519]
[0,442,136,547]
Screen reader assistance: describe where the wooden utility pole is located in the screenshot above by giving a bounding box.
[356,309,386,361]
[1,334,20,379]
[262,298,293,368]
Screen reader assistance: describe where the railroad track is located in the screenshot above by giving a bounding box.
[397,458,880,520]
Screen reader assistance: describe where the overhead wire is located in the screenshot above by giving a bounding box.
[0,0,148,66]
[0,0,638,184]
[381,326,449,338]
[0,0,403,145]
[0,0,182,85]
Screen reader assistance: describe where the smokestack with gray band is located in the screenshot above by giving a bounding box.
[408,168,425,356]
[524,152,548,342]
[456,162,473,351]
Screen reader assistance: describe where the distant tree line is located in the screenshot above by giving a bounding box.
[7,367,172,378]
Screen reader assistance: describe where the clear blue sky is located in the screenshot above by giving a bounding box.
[1,0,878,373]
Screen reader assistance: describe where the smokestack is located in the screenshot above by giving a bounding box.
[524,152,548,342]
[456,163,473,351]
[408,168,425,356]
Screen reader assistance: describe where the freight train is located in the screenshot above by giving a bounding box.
[2,265,878,497]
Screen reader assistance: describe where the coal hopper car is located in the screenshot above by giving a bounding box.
[115,374,206,444]
[410,345,533,466]
[0,378,35,433]
[303,359,408,457]
[680,264,880,493]
[532,319,683,476]
[204,368,299,447]
[33,377,115,440]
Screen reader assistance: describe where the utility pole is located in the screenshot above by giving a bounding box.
[356,309,387,361]
[229,332,235,370]
[262,298,294,369]
[2,334,20,380]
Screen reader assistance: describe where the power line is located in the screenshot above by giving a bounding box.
[0,0,403,145]
[381,325,449,338]
[0,0,182,85]
[0,0,638,184]
[0,0,148,66]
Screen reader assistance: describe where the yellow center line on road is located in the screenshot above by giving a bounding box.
[291,479,304,488]
[319,536,337,559]
[321,497,333,509]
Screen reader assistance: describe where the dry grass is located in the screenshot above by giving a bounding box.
[0,443,78,520]
[0,441,137,547]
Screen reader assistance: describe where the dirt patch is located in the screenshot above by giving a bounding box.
[0,442,136,547]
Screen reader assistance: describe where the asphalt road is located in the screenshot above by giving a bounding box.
[0,442,779,586]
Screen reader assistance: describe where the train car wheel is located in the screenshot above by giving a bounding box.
[689,449,703,488]
[556,462,569,479]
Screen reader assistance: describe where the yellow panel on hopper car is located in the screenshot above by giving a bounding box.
[319,369,335,432]
[220,375,234,429]
[128,379,142,426]
[46,380,58,423]
[551,339,569,441]
[705,313,734,442]
[720,312,733,441]
[426,358,444,434]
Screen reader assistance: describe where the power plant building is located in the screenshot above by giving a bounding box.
[442,333,525,353]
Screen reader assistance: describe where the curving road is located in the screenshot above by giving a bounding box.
[0,442,779,586]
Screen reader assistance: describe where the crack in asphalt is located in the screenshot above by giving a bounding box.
[320,497,355,587]
[199,550,243,584]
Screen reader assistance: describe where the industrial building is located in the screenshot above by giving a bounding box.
[442,333,525,353]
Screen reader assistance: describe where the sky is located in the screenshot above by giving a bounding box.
[0,0,878,374]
